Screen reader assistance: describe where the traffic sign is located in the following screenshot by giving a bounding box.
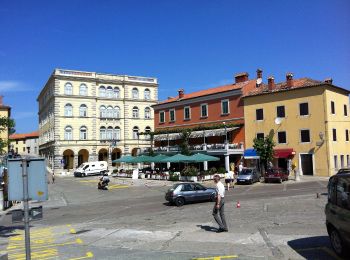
[12,206,43,223]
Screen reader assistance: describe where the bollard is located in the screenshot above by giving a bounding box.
[316,193,320,199]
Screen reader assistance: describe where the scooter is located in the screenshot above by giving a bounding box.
[97,175,110,190]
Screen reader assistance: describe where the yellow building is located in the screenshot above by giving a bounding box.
[9,131,39,156]
[244,73,350,177]
[0,96,11,154]
[38,69,158,173]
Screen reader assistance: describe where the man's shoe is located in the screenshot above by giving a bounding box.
[216,228,226,233]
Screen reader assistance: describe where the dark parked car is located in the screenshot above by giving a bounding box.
[165,183,216,207]
[264,168,289,183]
[236,168,260,184]
[337,168,350,175]
[325,172,350,256]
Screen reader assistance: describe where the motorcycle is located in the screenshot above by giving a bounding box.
[97,174,110,190]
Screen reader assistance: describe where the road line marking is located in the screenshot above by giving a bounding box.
[69,252,94,260]
[7,239,84,252]
[70,228,77,234]
[192,256,238,260]
[109,184,128,190]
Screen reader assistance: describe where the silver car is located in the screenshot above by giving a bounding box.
[165,183,217,207]
[237,168,260,185]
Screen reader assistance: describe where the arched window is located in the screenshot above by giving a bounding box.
[64,83,73,95]
[64,104,73,117]
[144,107,151,119]
[114,106,120,118]
[145,126,151,140]
[99,86,106,97]
[114,87,120,98]
[132,106,139,118]
[144,88,151,100]
[79,84,87,96]
[133,126,139,140]
[114,127,121,140]
[107,126,113,140]
[132,88,139,99]
[107,106,113,118]
[107,86,113,98]
[79,104,87,117]
[100,106,106,118]
[80,126,87,140]
[64,126,73,140]
[100,126,106,140]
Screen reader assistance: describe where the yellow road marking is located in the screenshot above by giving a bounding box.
[7,239,83,252]
[79,180,98,183]
[69,252,94,260]
[70,228,77,234]
[109,184,128,190]
[192,255,238,260]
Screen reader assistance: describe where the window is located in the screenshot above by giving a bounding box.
[221,100,229,115]
[80,126,87,140]
[331,101,335,114]
[344,105,348,117]
[184,106,191,120]
[346,130,349,142]
[64,104,73,117]
[132,106,139,118]
[145,126,151,140]
[64,126,73,140]
[300,129,310,143]
[334,155,338,169]
[107,106,113,118]
[106,86,113,98]
[114,87,120,98]
[99,86,106,97]
[133,126,139,139]
[169,109,175,122]
[299,103,309,116]
[100,127,106,140]
[79,84,87,96]
[181,184,194,191]
[336,176,350,210]
[144,107,151,119]
[107,126,113,140]
[347,155,350,167]
[79,104,87,117]
[144,89,151,100]
[16,140,18,144]
[160,111,165,123]
[200,104,208,118]
[114,106,121,119]
[64,83,73,95]
[277,106,285,118]
[132,88,139,99]
[256,133,264,139]
[256,109,264,121]
[341,155,345,168]
[333,128,337,141]
[113,127,121,140]
[278,131,287,144]
[100,106,106,118]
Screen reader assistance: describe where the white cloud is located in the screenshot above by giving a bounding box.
[0,81,33,92]
[13,112,37,120]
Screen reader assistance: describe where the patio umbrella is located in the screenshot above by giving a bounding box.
[133,155,154,163]
[189,153,220,162]
[112,155,136,164]
[160,153,193,163]
[151,154,169,163]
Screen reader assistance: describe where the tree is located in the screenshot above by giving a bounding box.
[179,129,191,155]
[0,116,15,154]
[253,133,275,173]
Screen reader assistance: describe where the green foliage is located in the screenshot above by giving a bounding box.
[179,129,191,155]
[181,166,198,176]
[209,167,217,175]
[169,173,179,181]
[0,116,15,154]
[253,134,275,168]
[217,167,226,174]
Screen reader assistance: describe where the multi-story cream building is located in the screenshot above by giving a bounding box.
[0,96,11,154]
[9,131,39,156]
[38,69,158,173]
[244,73,350,177]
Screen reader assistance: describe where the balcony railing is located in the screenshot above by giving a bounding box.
[152,143,244,154]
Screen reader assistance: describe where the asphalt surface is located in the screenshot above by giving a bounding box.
[0,176,342,260]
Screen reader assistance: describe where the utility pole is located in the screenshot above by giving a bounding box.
[22,158,31,260]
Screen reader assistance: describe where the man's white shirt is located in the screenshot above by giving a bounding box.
[216,181,225,198]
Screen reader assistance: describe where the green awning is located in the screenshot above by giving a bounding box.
[160,153,193,163]
[189,153,220,162]
[112,155,136,163]
[152,154,169,163]
[133,155,154,163]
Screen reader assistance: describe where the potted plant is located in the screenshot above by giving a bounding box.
[180,166,198,182]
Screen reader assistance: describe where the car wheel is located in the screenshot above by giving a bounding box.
[175,197,185,207]
[210,193,216,202]
[330,228,345,256]
[100,171,104,175]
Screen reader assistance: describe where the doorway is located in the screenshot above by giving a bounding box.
[300,154,314,175]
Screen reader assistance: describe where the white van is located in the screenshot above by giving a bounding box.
[74,161,108,177]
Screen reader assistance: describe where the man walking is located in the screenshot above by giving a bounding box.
[213,174,228,233]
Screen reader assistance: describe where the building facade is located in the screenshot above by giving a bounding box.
[244,73,350,177]
[9,131,39,156]
[0,96,11,154]
[152,71,262,171]
[38,69,158,173]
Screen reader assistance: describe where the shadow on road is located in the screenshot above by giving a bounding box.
[196,225,218,232]
[288,236,344,260]
[0,225,24,238]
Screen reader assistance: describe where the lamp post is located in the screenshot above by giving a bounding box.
[223,122,230,172]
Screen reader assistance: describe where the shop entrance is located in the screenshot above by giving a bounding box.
[300,154,314,175]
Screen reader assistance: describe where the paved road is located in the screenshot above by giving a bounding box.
[0,176,342,260]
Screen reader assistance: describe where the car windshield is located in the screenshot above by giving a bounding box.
[169,184,181,191]
[240,169,253,175]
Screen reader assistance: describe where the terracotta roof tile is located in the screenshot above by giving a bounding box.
[10,131,39,140]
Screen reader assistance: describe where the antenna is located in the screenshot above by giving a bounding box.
[274,117,283,125]
[256,78,262,85]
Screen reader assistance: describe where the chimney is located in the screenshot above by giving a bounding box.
[324,78,333,84]
[268,76,275,91]
[178,89,184,99]
[256,69,263,79]
[286,72,294,88]
[235,72,249,83]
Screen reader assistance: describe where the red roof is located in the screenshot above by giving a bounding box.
[158,80,258,105]
[10,131,39,140]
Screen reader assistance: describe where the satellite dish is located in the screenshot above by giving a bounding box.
[275,117,283,125]
[256,78,262,85]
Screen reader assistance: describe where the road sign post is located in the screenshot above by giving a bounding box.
[22,158,31,260]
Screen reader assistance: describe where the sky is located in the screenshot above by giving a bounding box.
[0,0,349,133]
